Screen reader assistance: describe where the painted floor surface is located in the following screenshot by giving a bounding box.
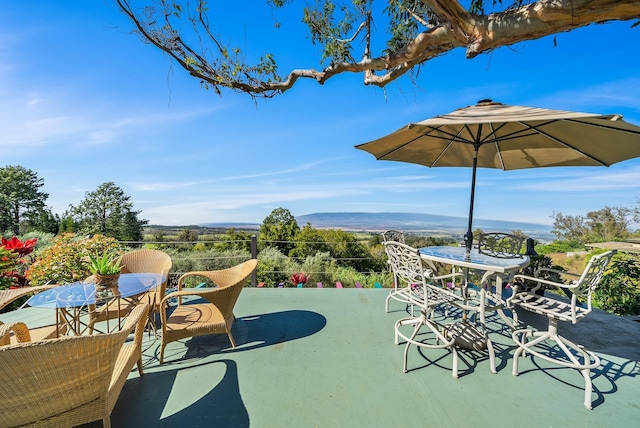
[2,288,639,427]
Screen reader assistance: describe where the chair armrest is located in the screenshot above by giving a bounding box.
[176,270,241,289]
[0,321,32,346]
[121,304,150,337]
[536,267,580,278]
[430,271,465,288]
[511,274,576,290]
[160,287,218,308]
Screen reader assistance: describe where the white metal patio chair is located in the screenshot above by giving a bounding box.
[381,230,412,313]
[462,232,527,321]
[507,250,615,409]
[384,241,495,377]
[476,232,525,259]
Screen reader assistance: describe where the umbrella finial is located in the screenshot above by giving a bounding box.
[477,99,494,105]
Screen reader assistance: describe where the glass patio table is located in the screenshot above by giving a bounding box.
[418,246,529,328]
[27,273,163,336]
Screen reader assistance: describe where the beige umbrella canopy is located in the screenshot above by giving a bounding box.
[356,99,640,251]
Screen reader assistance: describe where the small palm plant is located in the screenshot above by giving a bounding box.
[89,253,123,275]
[89,252,124,291]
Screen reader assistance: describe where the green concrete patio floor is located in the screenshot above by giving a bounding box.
[3,288,640,427]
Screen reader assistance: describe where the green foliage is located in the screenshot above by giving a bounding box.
[594,254,640,315]
[290,223,331,260]
[259,208,300,255]
[88,252,124,275]
[385,0,429,56]
[551,207,635,244]
[217,228,253,252]
[302,0,359,65]
[513,255,563,291]
[164,247,251,274]
[68,182,147,241]
[257,246,289,286]
[0,165,49,235]
[26,233,123,286]
[327,265,392,288]
[299,251,336,286]
[535,240,583,255]
[27,208,60,235]
[0,247,19,289]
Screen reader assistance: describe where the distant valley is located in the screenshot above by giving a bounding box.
[201,212,555,241]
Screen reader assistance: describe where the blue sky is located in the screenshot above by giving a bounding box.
[2,2,640,228]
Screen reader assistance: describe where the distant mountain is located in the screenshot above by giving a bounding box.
[202,212,555,241]
[294,212,554,240]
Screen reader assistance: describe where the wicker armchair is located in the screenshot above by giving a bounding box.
[0,284,67,342]
[0,303,149,428]
[159,259,258,364]
[0,283,57,311]
[88,249,172,331]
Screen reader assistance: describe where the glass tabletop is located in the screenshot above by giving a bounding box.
[27,273,163,309]
[418,246,529,272]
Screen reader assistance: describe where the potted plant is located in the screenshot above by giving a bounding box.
[89,252,124,290]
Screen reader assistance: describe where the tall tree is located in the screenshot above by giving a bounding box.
[0,165,49,235]
[259,207,300,255]
[116,0,640,99]
[69,182,148,241]
[551,206,633,243]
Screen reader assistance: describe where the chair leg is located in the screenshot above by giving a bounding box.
[403,320,423,373]
[159,343,166,364]
[136,358,144,376]
[512,323,600,409]
[227,331,237,348]
[385,292,392,313]
[485,334,497,374]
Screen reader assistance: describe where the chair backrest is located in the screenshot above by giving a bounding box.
[381,230,405,244]
[0,283,57,312]
[0,323,131,427]
[194,259,258,319]
[477,232,525,258]
[572,250,616,305]
[383,241,426,288]
[120,249,172,302]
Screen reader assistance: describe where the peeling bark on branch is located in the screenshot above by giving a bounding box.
[117,0,640,98]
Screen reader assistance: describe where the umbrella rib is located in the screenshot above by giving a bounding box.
[429,126,474,167]
[567,117,640,136]
[486,122,506,170]
[521,121,609,166]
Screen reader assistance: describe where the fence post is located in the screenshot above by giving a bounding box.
[251,234,258,287]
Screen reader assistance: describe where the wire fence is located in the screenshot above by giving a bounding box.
[122,235,392,289]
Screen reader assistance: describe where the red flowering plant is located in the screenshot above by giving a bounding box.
[290,272,310,287]
[0,236,38,289]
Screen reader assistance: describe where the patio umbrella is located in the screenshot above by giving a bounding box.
[356,99,640,252]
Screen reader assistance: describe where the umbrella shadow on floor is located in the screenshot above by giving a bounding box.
[111,359,248,427]
[160,309,327,363]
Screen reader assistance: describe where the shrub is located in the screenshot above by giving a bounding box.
[0,247,19,289]
[594,254,640,316]
[26,233,123,286]
[299,251,335,286]
[257,247,289,287]
[536,240,583,255]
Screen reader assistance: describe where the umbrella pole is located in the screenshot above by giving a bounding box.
[464,145,480,253]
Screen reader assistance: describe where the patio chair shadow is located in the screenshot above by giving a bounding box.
[157,309,327,363]
[108,359,248,427]
[512,343,639,409]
